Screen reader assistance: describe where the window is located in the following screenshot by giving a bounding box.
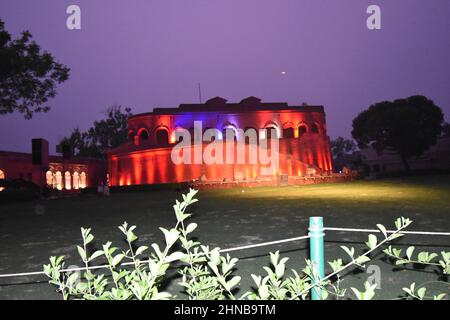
[283,127,294,139]
[65,171,71,190]
[298,125,308,136]
[311,123,319,134]
[156,129,169,146]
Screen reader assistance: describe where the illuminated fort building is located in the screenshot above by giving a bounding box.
[108,96,333,186]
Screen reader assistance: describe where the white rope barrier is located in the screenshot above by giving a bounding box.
[324,227,450,236]
[0,234,311,279]
[220,235,311,253]
[1,227,448,281]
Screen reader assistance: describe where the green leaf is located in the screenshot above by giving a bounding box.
[434,293,446,300]
[350,287,363,300]
[77,246,87,261]
[210,248,221,266]
[151,244,163,259]
[417,287,426,300]
[389,233,404,241]
[328,259,343,272]
[67,272,79,287]
[275,262,286,279]
[418,252,429,263]
[251,274,262,287]
[366,234,377,250]
[226,276,241,291]
[89,250,104,262]
[258,285,269,299]
[153,292,172,300]
[355,255,371,265]
[377,224,388,238]
[111,254,124,268]
[166,251,185,263]
[159,228,180,247]
[135,246,148,256]
[394,218,402,229]
[85,234,94,245]
[428,253,438,262]
[341,246,354,258]
[406,246,415,260]
[185,223,198,234]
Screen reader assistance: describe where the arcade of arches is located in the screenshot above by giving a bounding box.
[46,170,87,190]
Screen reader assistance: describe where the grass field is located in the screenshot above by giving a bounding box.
[0,174,449,299]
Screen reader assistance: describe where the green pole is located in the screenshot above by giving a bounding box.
[309,216,325,300]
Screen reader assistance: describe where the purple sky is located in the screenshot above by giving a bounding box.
[0,0,449,153]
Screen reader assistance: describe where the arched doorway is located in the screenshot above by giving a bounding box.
[73,172,80,189]
[80,172,87,189]
[0,169,5,192]
[264,126,279,140]
[65,171,72,190]
[156,128,169,146]
[137,128,149,145]
[46,171,53,187]
[55,172,63,190]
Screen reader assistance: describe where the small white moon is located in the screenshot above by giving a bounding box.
[281,71,287,75]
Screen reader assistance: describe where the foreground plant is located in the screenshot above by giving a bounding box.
[44,189,449,300]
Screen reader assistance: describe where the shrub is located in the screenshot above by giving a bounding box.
[44,189,449,300]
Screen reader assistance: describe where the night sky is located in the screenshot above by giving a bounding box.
[0,0,449,153]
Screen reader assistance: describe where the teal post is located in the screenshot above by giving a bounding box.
[309,217,325,300]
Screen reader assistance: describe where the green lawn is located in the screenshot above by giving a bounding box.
[0,175,449,299]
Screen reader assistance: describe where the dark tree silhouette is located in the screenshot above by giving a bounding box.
[331,137,357,160]
[442,122,450,137]
[330,137,358,172]
[60,106,132,159]
[0,19,70,119]
[352,95,444,170]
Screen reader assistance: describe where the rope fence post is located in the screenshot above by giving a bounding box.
[309,216,325,300]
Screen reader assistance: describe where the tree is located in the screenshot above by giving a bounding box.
[331,137,357,160]
[60,106,132,159]
[0,19,69,119]
[352,95,444,170]
[330,137,358,172]
[442,122,450,138]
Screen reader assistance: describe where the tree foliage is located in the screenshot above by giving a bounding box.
[60,105,132,159]
[330,137,358,172]
[331,137,357,160]
[352,95,444,170]
[0,19,70,119]
[442,123,450,138]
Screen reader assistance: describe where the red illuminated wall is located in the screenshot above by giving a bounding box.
[108,97,333,186]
